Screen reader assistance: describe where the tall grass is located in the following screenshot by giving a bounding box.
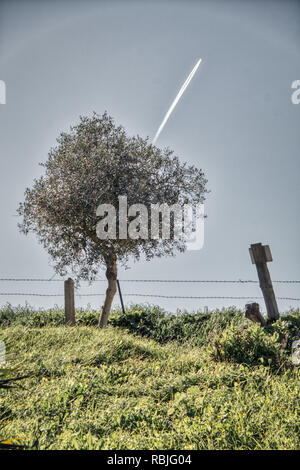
[0,304,299,449]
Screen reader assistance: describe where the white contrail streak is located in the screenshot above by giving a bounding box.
[152,58,202,145]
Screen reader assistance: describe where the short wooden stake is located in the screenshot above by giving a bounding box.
[245,302,266,327]
[249,243,279,322]
[64,277,75,326]
[117,280,126,315]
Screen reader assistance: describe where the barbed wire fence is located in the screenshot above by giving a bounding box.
[0,244,298,327]
[0,278,299,301]
[0,275,299,325]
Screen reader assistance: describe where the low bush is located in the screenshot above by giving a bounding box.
[207,311,300,369]
[109,304,244,346]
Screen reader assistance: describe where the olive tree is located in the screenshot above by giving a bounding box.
[18,112,207,326]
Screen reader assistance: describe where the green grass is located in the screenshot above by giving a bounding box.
[0,305,299,450]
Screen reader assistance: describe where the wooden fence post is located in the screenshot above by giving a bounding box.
[249,243,279,322]
[64,277,75,326]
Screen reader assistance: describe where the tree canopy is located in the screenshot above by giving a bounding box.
[18,112,207,325]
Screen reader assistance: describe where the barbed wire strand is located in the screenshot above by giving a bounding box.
[0,278,299,283]
[0,292,299,301]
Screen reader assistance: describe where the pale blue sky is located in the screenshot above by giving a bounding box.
[0,0,299,313]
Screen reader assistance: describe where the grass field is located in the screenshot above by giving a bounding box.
[0,304,299,450]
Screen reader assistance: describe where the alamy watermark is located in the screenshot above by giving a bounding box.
[96,196,204,251]
[291,80,300,104]
[0,80,6,104]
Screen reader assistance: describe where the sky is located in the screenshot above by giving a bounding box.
[0,0,299,313]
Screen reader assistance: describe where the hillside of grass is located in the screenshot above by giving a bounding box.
[0,304,299,450]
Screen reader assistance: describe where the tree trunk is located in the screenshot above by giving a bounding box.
[98,256,117,328]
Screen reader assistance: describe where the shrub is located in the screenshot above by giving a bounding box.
[0,304,65,328]
[76,310,99,326]
[109,304,244,346]
[208,321,294,369]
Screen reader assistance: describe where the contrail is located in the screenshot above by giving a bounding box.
[152,58,202,145]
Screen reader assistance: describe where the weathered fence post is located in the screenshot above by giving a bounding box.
[117,279,126,315]
[249,243,279,322]
[64,277,75,326]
